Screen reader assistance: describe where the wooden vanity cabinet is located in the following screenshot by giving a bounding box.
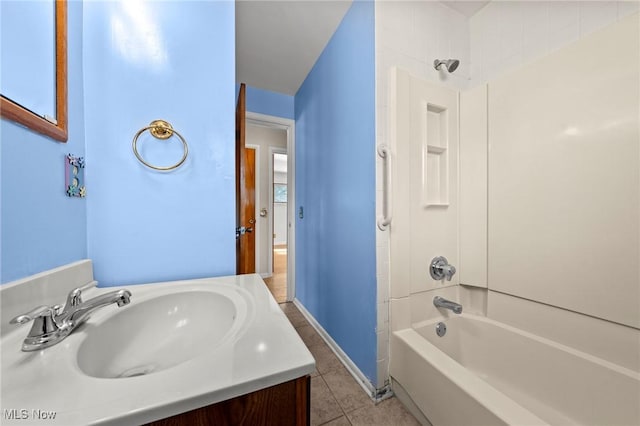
[146,375,310,426]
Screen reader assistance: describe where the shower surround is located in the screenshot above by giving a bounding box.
[377,2,640,423]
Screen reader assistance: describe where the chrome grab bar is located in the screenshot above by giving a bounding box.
[377,145,392,230]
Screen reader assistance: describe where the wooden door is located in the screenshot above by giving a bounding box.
[240,147,256,273]
[236,83,256,274]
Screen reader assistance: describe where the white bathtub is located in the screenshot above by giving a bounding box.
[390,314,640,426]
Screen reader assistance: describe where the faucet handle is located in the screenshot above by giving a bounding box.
[10,306,72,351]
[443,265,456,281]
[64,280,98,309]
[65,288,83,308]
[9,306,67,339]
[430,256,457,281]
[10,305,56,325]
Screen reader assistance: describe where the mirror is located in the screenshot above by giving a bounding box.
[0,0,67,142]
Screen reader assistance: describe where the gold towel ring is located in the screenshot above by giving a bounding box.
[132,120,188,171]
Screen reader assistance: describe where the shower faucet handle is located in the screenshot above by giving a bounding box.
[442,264,456,281]
[430,256,457,281]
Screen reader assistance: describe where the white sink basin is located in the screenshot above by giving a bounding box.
[77,290,238,378]
[1,271,315,425]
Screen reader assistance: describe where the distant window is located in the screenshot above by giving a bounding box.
[274,184,287,203]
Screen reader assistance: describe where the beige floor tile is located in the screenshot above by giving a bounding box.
[286,308,309,328]
[321,415,352,426]
[310,376,343,426]
[279,302,309,328]
[280,304,420,426]
[307,342,344,375]
[279,301,298,314]
[346,397,420,426]
[296,324,325,347]
[322,367,371,413]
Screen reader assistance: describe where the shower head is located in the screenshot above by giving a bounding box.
[434,59,460,73]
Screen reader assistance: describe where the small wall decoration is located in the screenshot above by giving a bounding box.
[65,154,86,197]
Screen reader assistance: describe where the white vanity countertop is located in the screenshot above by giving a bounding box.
[0,274,315,425]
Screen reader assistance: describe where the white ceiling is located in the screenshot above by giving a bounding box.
[236,1,352,95]
[235,1,490,96]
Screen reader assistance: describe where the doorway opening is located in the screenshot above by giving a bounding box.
[265,151,288,302]
[245,112,296,303]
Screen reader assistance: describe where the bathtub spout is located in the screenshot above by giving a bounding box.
[433,296,462,314]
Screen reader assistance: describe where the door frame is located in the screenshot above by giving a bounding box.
[246,112,296,302]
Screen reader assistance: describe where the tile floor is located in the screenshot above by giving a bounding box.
[279,302,420,426]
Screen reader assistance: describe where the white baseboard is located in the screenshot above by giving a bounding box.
[259,272,273,279]
[293,298,392,402]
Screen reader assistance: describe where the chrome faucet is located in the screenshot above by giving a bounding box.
[9,284,131,351]
[430,256,456,281]
[433,296,463,314]
[57,289,131,328]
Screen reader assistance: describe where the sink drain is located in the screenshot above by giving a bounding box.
[117,364,156,378]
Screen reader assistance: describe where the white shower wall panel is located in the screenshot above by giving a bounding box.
[459,85,487,288]
[488,14,639,328]
[389,69,460,297]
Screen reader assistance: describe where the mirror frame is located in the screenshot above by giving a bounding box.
[0,0,67,142]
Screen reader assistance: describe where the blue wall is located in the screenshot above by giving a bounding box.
[83,1,236,286]
[1,1,87,283]
[239,84,294,120]
[294,1,377,384]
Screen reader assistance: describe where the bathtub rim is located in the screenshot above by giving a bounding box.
[392,327,548,425]
[413,313,640,379]
[392,312,640,426]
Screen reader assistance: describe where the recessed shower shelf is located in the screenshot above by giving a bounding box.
[422,103,449,207]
